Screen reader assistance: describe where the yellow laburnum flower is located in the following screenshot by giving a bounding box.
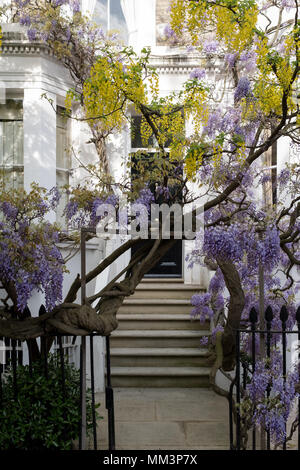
[236,142,246,164]
[170,0,258,51]
[83,56,146,134]
[184,145,203,181]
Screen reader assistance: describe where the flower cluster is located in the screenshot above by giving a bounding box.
[0,185,64,312]
[189,68,206,80]
[191,292,214,322]
[241,354,299,445]
[234,77,252,102]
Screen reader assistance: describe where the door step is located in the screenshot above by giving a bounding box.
[109,366,210,388]
[116,313,209,330]
[110,280,211,387]
[110,329,210,348]
[119,299,196,314]
[111,347,209,367]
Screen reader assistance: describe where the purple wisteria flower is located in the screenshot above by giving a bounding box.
[73,0,80,12]
[278,168,291,188]
[190,68,206,80]
[203,109,223,137]
[243,355,300,445]
[204,224,245,261]
[155,185,171,201]
[164,25,176,39]
[20,15,31,26]
[225,52,238,68]
[1,201,19,221]
[240,50,257,73]
[191,292,214,322]
[281,0,294,8]
[135,187,155,211]
[65,199,79,220]
[234,77,252,102]
[203,40,219,54]
[54,0,68,6]
[27,28,37,41]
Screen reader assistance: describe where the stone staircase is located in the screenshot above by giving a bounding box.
[109,279,211,387]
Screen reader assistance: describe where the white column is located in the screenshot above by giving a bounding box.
[22,89,57,313]
[23,88,57,200]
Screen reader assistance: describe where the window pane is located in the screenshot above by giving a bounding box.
[0,100,24,188]
[56,169,69,225]
[56,107,70,169]
[13,121,23,166]
[0,99,23,120]
[3,121,14,166]
[93,0,127,41]
[0,167,24,190]
[131,115,156,148]
[56,107,70,226]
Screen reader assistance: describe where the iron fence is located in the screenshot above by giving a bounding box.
[0,332,115,451]
[229,305,300,450]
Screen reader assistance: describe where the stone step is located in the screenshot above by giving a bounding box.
[111,347,209,367]
[133,283,205,300]
[109,280,210,387]
[116,313,208,330]
[119,299,193,314]
[109,366,210,388]
[110,329,210,348]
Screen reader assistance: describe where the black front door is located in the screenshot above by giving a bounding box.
[131,239,182,278]
[145,239,182,278]
[130,116,183,278]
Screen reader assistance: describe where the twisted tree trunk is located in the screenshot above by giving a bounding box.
[217,258,245,371]
[0,238,176,341]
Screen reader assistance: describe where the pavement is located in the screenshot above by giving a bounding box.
[90,388,229,450]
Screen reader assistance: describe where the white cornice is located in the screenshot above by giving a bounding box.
[149,54,223,75]
[0,34,55,58]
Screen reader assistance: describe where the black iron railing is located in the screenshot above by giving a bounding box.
[0,332,115,450]
[229,305,300,450]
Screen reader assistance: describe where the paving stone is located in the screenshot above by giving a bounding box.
[184,421,229,447]
[116,422,185,447]
[93,388,229,450]
[156,399,228,422]
[115,402,156,421]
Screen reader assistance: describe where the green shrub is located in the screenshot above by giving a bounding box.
[0,354,100,450]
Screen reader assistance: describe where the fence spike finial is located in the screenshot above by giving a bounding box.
[280,305,289,323]
[39,305,47,316]
[265,305,273,322]
[249,307,258,323]
[22,306,31,319]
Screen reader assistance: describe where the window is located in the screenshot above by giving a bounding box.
[0,337,23,373]
[0,99,24,190]
[131,114,157,150]
[92,0,127,40]
[53,336,77,365]
[130,113,160,197]
[130,112,183,201]
[131,113,175,150]
[262,139,277,207]
[56,106,71,225]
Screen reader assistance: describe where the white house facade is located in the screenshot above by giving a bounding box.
[0,0,298,392]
